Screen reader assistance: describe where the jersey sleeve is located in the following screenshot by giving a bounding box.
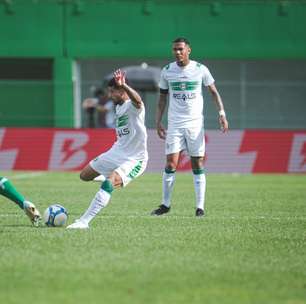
[159,68,169,90]
[202,66,215,87]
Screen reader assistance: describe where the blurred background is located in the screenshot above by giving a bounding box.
[0,0,305,172]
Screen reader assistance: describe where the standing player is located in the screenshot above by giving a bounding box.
[67,69,148,229]
[151,37,229,217]
[0,176,41,226]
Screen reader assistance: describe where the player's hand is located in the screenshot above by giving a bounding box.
[157,123,167,140]
[113,69,126,87]
[219,115,229,133]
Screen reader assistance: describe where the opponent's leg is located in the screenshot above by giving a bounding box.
[0,176,25,209]
[0,177,41,226]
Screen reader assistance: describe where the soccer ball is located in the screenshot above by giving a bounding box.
[43,204,68,227]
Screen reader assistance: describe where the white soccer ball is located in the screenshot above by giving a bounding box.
[43,204,68,227]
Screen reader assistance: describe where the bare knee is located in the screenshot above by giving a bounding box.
[79,165,99,181]
[166,153,179,171]
[80,171,92,181]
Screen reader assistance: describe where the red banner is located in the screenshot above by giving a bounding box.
[1,128,306,173]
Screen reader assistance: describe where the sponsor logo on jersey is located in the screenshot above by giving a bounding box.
[127,161,142,179]
[117,114,129,128]
[117,127,130,137]
[173,92,196,101]
[170,81,199,91]
[116,114,130,137]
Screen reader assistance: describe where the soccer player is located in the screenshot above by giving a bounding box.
[67,69,148,229]
[151,37,229,217]
[0,176,41,226]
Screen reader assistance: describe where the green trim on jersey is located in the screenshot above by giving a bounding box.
[164,64,170,70]
[170,81,200,91]
[196,62,203,68]
[192,168,205,175]
[101,179,114,194]
[117,114,129,128]
[127,161,143,179]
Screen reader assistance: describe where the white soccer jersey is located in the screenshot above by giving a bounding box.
[108,100,148,161]
[159,60,215,128]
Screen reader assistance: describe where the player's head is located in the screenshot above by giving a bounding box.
[172,37,191,66]
[107,77,129,104]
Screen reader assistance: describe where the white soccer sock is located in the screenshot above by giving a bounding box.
[93,175,106,182]
[193,173,206,210]
[79,189,111,224]
[162,171,176,208]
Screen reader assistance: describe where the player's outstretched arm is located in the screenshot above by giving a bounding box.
[207,83,229,133]
[113,69,143,109]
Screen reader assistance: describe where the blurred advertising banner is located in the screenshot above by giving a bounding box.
[0,128,305,173]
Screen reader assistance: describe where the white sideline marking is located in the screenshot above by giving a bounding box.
[10,172,45,180]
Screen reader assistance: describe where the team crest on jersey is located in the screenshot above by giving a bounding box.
[170,81,199,91]
[180,83,187,90]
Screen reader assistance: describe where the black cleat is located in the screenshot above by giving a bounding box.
[151,204,170,216]
[195,208,205,217]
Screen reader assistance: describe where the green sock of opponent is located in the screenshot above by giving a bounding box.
[0,177,25,209]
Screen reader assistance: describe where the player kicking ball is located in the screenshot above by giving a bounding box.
[67,69,148,229]
[0,176,41,226]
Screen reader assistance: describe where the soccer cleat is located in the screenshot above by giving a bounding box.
[23,201,41,227]
[66,219,89,229]
[151,204,170,216]
[195,208,205,217]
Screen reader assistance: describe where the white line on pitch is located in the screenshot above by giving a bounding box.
[10,172,46,180]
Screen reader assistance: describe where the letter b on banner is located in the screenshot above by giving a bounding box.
[288,134,306,173]
[49,131,89,170]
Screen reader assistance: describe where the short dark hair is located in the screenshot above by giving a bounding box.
[108,77,129,88]
[173,37,190,46]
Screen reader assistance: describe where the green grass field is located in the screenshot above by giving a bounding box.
[0,171,305,304]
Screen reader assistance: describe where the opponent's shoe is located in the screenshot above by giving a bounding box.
[66,219,89,229]
[23,201,41,227]
[151,204,170,216]
[195,208,205,217]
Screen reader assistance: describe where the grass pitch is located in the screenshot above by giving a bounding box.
[0,171,305,304]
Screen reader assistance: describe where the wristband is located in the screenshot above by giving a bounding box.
[219,110,226,117]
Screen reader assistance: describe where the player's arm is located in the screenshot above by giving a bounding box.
[121,83,143,109]
[113,69,143,109]
[156,90,168,140]
[207,83,229,133]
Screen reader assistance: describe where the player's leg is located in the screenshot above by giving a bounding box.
[67,153,115,229]
[187,126,206,217]
[0,176,41,226]
[80,164,101,181]
[190,156,206,217]
[151,152,180,215]
[67,173,119,229]
[0,176,25,209]
[152,128,186,215]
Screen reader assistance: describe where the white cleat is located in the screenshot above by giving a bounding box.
[66,219,89,230]
[23,201,41,227]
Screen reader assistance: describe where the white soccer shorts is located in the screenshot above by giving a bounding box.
[165,126,205,157]
[89,151,147,187]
